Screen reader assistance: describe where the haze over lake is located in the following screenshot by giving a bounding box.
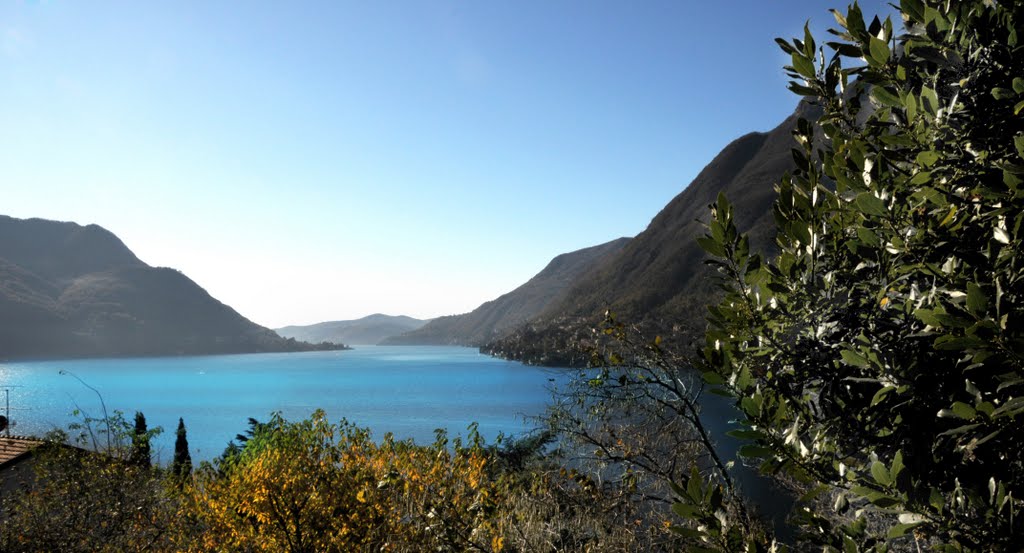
[0,346,567,462]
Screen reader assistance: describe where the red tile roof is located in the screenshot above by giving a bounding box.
[0,436,43,466]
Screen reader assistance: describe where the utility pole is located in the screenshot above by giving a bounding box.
[0,386,22,438]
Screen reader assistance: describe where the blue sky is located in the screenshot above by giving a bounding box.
[1,0,894,328]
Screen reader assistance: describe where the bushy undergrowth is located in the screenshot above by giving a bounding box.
[0,410,679,552]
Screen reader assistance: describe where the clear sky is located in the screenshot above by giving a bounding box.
[1,0,894,328]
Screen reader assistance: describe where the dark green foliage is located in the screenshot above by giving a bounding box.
[480,317,601,366]
[130,411,151,469]
[695,1,1024,550]
[216,416,269,471]
[173,417,192,480]
[0,445,177,553]
[490,429,555,473]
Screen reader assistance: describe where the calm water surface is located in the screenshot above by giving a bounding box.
[0,346,568,462]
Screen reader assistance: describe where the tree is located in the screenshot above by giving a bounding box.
[0,443,178,552]
[544,317,770,551]
[180,411,506,553]
[130,411,151,469]
[173,417,192,480]
[696,0,1024,550]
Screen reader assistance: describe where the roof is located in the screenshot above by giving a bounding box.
[0,436,44,466]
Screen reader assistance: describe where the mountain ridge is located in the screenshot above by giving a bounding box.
[382,237,630,347]
[0,214,342,359]
[276,314,429,346]
[483,105,809,364]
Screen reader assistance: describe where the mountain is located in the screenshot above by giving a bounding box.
[382,237,630,346]
[275,314,429,346]
[0,215,342,359]
[484,104,809,364]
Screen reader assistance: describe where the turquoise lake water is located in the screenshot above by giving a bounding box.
[0,346,568,463]
[0,344,796,538]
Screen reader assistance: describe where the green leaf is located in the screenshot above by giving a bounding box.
[871,385,896,406]
[802,22,816,57]
[855,193,887,217]
[916,150,940,167]
[1014,77,1024,94]
[950,401,977,420]
[966,283,987,315]
[788,81,818,96]
[697,237,725,257]
[737,444,775,458]
[735,365,752,390]
[800,484,830,503]
[871,460,891,486]
[740,396,761,416]
[672,503,699,519]
[871,86,901,107]
[791,53,816,79]
[857,227,880,247]
[702,371,725,385]
[774,37,798,55]
[992,87,1017,100]
[934,335,985,350]
[827,41,862,58]
[900,0,924,22]
[1015,135,1024,160]
[906,93,918,119]
[888,522,924,538]
[841,350,871,368]
[686,471,702,501]
[847,3,865,34]
[909,171,932,185]
[868,36,890,64]
[991,396,1024,418]
[939,205,957,227]
[891,451,904,480]
[716,192,731,216]
[708,387,733,398]
[921,86,939,115]
[929,488,945,512]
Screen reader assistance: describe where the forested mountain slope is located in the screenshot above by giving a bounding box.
[383,237,630,346]
[485,105,811,364]
[276,314,428,345]
[0,215,335,358]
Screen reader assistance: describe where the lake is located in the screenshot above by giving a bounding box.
[1,344,797,539]
[0,346,568,463]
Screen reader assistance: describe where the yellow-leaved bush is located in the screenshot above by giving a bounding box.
[176,410,505,553]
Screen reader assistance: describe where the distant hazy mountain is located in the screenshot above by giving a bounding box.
[0,215,340,359]
[382,237,630,347]
[484,104,809,364]
[275,314,429,346]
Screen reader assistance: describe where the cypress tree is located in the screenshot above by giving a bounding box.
[129,411,151,468]
[173,417,192,479]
